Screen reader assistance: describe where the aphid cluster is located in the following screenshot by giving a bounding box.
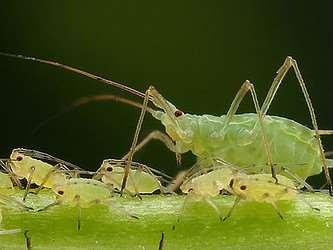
[0,52,331,238]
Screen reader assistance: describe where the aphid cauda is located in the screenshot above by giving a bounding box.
[1,52,332,194]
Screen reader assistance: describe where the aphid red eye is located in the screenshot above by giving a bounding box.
[58,190,64,195]
[106,166,113,172]
[187,188,193,192]
[174,110,183,117]
[240,185,247,190]
[16,156,23,161]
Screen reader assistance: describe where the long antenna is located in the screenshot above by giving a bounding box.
[32,94,156,134]
[0,52,147,99]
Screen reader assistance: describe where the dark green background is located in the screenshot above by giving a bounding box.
[0,1,332,186]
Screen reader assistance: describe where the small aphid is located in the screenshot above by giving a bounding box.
[177,163,237,220]
[99,159,171,194]
[224,174,298,220]
[50,178,137,231]
[8,148,83,200]
[53,178,112,208]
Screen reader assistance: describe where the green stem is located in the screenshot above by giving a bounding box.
[1,190,333,250]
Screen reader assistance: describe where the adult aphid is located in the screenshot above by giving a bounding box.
[97,159,172,194]
[1,52,332,194]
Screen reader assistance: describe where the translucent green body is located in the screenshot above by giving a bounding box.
[10,151,67,188]
[53,178,112,208]
[157,112,322,180]
[101,166,161,194]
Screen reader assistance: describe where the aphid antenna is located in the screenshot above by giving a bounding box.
[13,148,85,171]
[31,94,156,135]
[0,52,149,100]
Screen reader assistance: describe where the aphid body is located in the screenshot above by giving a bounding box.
[180,166,234,196]
[152,102,325,181]
[99,159,169,194]
[9,149,72,189]
[228,173,297,203]
[53,178,112,208]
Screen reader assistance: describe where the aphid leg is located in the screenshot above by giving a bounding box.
[260,56,333,195]
[34,163,64,194]
[270,202,284,220]
[73,195,82,232]
[136,163,168,194]
[203,197,223,221]
[0,160,21,188]
[121,130,179,164]
[121,88,150,195]
[221,80,276,182]
[280,166,314,192]
[23,166,36,201]
[24,230,32,250]
[222,197,241,222]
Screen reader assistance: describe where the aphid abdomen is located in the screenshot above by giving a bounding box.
[190,113,322,180]
[55,178,111,207]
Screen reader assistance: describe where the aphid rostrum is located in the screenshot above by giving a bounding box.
[1,52,332,194]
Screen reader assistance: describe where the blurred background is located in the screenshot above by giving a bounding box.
[0,1,332,187]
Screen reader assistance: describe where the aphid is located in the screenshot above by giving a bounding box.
[98,159,172,194]
[8,148,83,200]
[224,173,299,220]
[176,162,240,220]
[50,178,138,231]
[1,53,332,194]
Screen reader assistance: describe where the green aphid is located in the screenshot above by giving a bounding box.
[99,159,171,194]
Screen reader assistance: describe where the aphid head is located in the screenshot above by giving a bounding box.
[149,87,193,151]
[9,150,28,176]
[228,175,247,199]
